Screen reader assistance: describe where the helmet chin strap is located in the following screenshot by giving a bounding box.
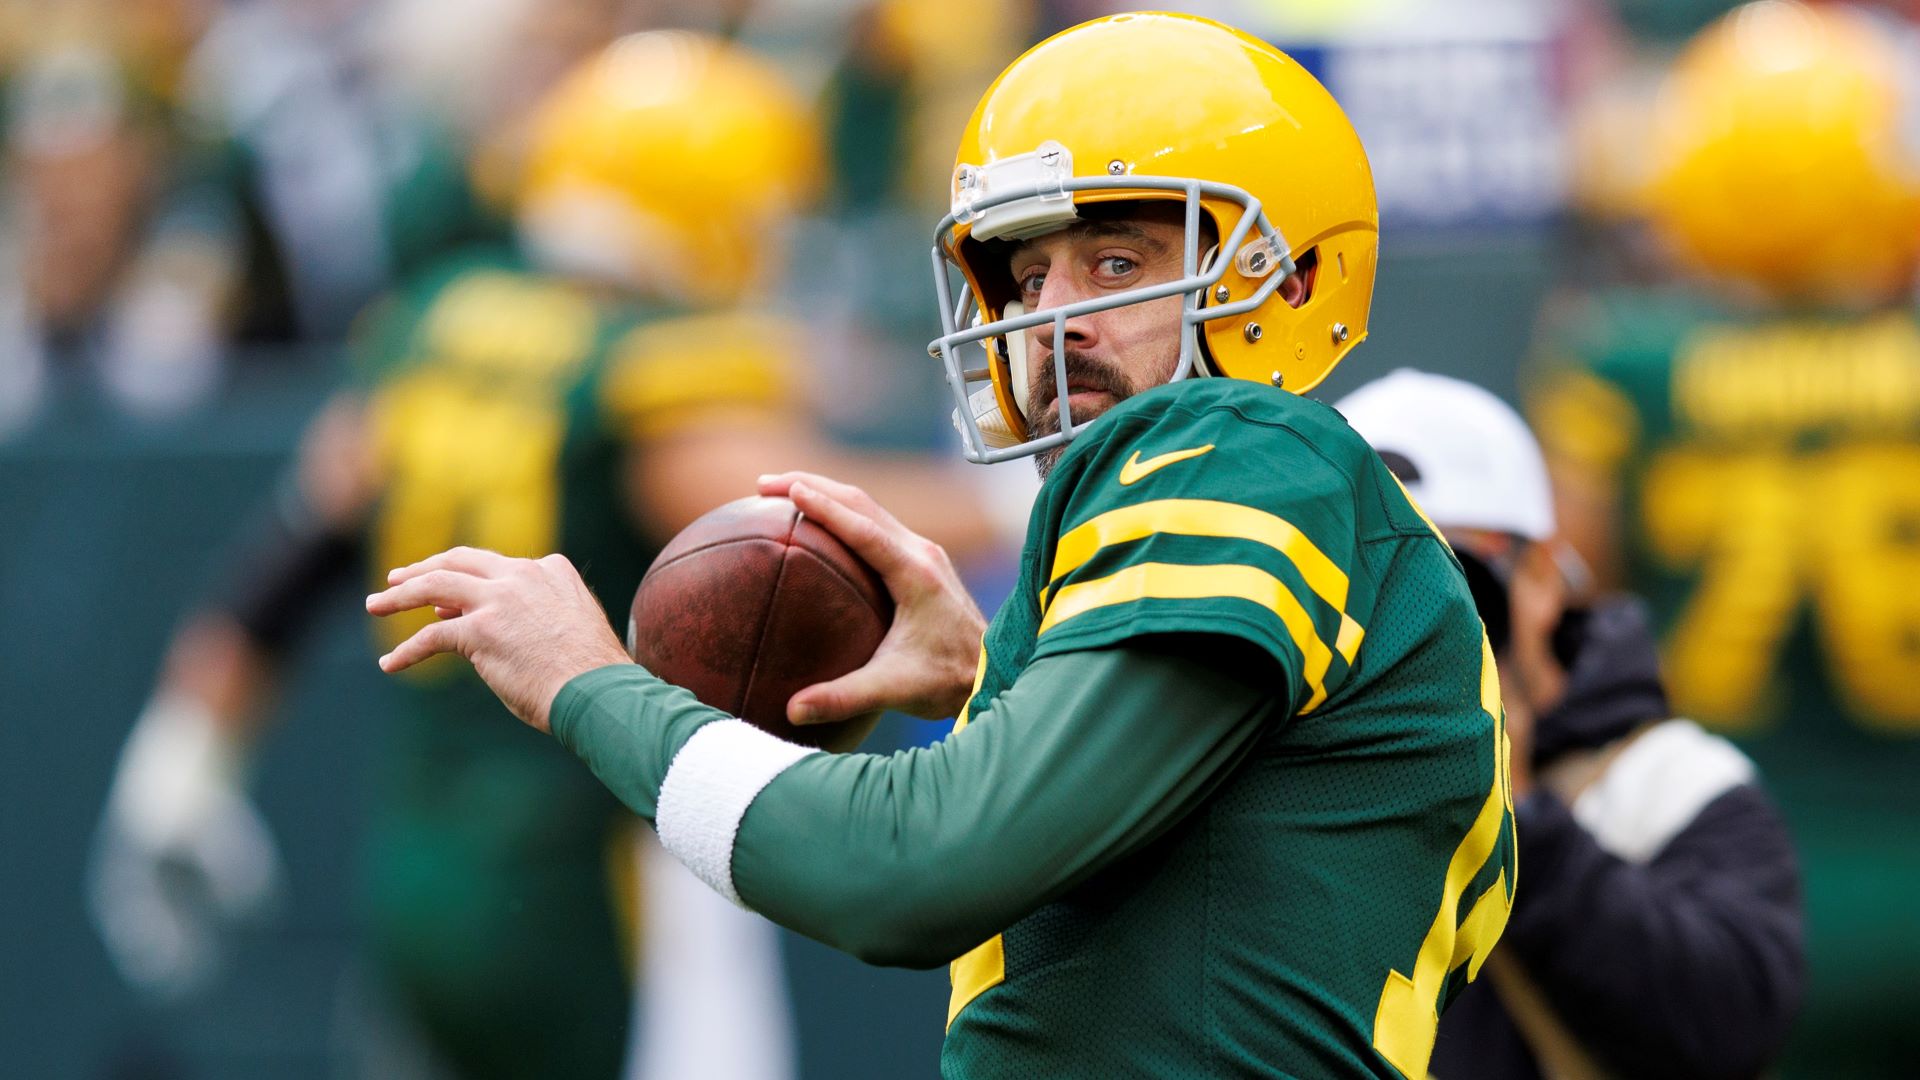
[1002,300,1034,418]
[1188,243,1222,378]
[956,300,1033,450]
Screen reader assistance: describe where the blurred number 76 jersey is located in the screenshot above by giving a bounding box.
[1532,292,1920,752]
[1528,287,1920,1065]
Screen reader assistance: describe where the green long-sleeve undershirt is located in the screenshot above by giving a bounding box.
[551,641,1281,969]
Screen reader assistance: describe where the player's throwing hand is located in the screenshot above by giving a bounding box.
[367,547,633,733]
[757,471,987,725]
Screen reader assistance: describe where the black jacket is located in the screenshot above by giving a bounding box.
[1429,597,1805,1080]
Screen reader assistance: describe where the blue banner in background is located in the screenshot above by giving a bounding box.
[1280,34,1567,234]
[1166,0,1575,236]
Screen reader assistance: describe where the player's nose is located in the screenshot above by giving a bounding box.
[1027,273,1100,356]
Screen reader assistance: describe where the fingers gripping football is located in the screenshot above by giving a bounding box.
[783,481,914,580]
[764,472,949,597]
[764,473,987,724]
[368,550,632,733]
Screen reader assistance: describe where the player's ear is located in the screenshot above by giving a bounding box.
[1278,272,1308,309]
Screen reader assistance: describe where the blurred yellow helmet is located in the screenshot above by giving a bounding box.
[1647,1,1920,303]
[514,31,822,304]
[929,12,1378,463]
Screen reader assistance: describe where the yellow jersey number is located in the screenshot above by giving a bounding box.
[371,371,569,657]
[1642,443,1920,732]
[368,272,598,658]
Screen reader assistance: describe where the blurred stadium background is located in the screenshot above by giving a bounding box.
[3,0,1917,1076]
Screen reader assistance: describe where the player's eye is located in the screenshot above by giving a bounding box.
[1018,271,1046,298]
[1097,255,1137,279]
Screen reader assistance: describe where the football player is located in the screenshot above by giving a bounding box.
[369,14,1516,1078]
[90,32,1023,1080]
[1526,3,1920,1073]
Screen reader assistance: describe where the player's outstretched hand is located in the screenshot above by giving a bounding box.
[367,547,632,734]
[757,471,987,725]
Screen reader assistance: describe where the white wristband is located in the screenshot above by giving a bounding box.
[655,720,818,908]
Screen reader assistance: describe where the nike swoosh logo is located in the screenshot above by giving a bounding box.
[1119,444,1215,485]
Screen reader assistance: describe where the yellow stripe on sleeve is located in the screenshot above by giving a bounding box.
[1039,498,1366,673]
[1038,561,1337,712]
[1046,499,1349,605]
[602,312,796,437]
[605,355,789,437]
[1335,616,1366,667]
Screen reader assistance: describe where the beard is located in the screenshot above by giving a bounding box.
[1026,350,1139,480]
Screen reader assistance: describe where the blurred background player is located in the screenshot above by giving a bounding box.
[0,18,236,430]
[86,30,1023,1080]
[1341,369,1803,1080]
[1525,2,1920,1073]
[0,0,659,438]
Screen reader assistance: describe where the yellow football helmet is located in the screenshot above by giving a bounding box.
[930,12,1379,463]
[513,31,822,304]
[1646,1,1920,303]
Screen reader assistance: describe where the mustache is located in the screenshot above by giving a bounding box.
[1028,352,1131,419]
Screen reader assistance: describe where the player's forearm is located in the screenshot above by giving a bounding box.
[157,614,281,741]
[550,664,732,821]
[728,646,1275,968]
[551,645,1275,968]
[169,479,366,740]
[213,477,367,658]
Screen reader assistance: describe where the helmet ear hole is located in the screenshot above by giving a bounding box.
[1288,247,1321,309]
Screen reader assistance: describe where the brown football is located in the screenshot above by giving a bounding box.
[627,496,890,752]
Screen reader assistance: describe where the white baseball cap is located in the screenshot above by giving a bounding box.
[1333,369,1556,542]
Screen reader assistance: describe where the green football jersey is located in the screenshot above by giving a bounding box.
[1529,288,1920,1075]
[943,379,1516,1079]
[349,247,794,1079]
